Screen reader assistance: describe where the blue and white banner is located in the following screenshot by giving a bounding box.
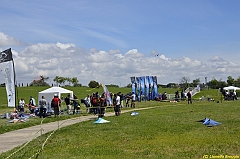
[149,76,154,100]
[140,76,145,101]
[5,61,15,107]
[152,76,158,99]
[145,76,150,100]
[136,77,141,102]
[130,77,136,94]
[130,75,158,101]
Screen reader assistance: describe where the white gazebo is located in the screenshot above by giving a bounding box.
[223,86,240,91]
[38,87,74,106]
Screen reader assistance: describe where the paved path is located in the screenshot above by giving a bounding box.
[0,107,155,154]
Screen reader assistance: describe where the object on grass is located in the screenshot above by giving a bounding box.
[93,118,110,124]
[131,112,139,116]
[198,118,221,127]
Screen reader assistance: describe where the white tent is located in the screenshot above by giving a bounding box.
[38,87,74,107]
[223,86,240,91]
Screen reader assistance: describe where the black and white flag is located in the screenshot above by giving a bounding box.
[0,48,13,63]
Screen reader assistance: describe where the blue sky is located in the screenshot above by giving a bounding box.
[0,0,240,86]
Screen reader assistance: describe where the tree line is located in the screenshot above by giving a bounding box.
[164,76,240,90]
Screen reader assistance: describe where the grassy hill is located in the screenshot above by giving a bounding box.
[0,99,239,158]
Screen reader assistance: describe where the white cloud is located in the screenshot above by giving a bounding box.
[0,32,25,48]
[1,32,240,86]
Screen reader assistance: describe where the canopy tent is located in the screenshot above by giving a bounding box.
[223,86,240,91]
[38,87,74,106]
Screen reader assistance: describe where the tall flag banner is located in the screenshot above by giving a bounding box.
[5,61,15,107]
[0,48,13,63]
[1,48,16,107]
[140,76,145,101]
[136,77,141,102]
[149,76,154,100]
[130,77,136,94]
[101,84,112,105]
[152,76,158,99]
[145,76,150,100]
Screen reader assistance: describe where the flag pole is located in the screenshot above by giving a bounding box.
[12,58,17,109]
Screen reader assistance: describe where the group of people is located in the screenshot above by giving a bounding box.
[222,90,238,100]
[18,96,36,114]
[64,94,80,115]
[17,91,137,118]
[80,91,136,117]
[18,94,61,118]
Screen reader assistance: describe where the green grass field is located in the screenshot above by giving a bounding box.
[0,87,239,158]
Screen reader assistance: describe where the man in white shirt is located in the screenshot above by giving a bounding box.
[114,93,121,116]
[19,98,25,112]
[131,92,136,108]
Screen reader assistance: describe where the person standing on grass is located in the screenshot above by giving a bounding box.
[187,91,192,104]
[72,95,80,115]
[28,96,36,114]
[18,98,25,112]
[131,92,136,108]
[51,94,61,117]
[65,94,71,114]
[114,92,121,116]
[39,96,47,118]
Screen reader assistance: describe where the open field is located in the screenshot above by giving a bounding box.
[0,87,233,135]
[0,87,239,158]
[0,98,239,159]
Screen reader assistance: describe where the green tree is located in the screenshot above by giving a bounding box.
[88,80,99,88]
[58,77,66,85]
[192,78,200,87]
[235,76,240,87]
[66,77,72,85]
[179,77,190,90]
[72,77,79,87]
[218,79,227,88]
[53,76,60,85]
[126,83,132,88]
[208,78,219,89]
[227,76,234,86]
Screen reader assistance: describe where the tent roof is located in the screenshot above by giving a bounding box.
[39,87,73,93]
[223,86,240,91]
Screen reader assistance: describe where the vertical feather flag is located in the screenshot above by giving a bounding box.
[1,48,16,107]
[149,76,154,100]
[145,76,150,100]
[136,77,141,102]
[140,76,145,101]
[152,76,158,99]
[130,77,136,94]
[101,84,112,105]
[4,61,15,107]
